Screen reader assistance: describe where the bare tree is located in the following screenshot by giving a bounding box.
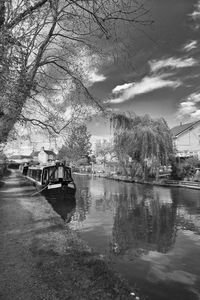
[0,0,152,143]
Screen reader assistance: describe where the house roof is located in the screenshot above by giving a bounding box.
[31,149,56,156]
[171,121,200,137]
[44,150,56,156]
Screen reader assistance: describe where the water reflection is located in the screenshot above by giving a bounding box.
[70,176,200,300]
[44,192,76,223]
[111,189,177,258]
[71,177,179,257]
[72,175,92,222]
[71,177,200,256]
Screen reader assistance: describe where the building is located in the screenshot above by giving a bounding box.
[31,150,40,163]
[37,147,56,164]
[171,120,200,158]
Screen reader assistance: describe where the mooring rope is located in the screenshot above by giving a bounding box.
[30,184,49,197]
[29,165,57,197]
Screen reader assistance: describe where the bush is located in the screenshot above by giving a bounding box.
[171,156,200,180]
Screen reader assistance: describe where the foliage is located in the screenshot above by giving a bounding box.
[58,124,91,164]
[111,113,174,179]
[94,139,114,163]
[0,0,152,143]
[90,155,96,164]
[171,156,200,180]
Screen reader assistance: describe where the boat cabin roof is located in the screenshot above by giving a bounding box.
[28,163,71,171]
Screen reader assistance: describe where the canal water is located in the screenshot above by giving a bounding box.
[46,175,200,300]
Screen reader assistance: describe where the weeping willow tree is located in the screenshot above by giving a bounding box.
[111,113,174,180]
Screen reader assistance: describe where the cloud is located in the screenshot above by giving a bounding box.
[183,40,197,52]
[188,92,200,103]
[191,110,200,118]
[189,1,200,20]
[109,74,181,103]
[112,83,134,94]
[190,11,200,20]
[88,70,107,83]
[178,102,196,115]
[189,1,200,29]
[149,57,197,72]
[177,92,200,119]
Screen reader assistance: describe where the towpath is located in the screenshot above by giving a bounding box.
[0,170,137,300]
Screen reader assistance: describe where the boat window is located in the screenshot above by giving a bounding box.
[48,167,56,181]
[42,169,48,184]
[31,170,34,179]
[64,168,72,181]
[35,170,41,182]
[58,166,64,178]
[32,170,36,180]
[54,169,59,179]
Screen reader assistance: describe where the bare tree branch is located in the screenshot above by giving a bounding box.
[7,0,49,29]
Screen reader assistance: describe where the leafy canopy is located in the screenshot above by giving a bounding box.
[58,124,91,164]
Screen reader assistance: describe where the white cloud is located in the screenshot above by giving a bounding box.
[88,70,107,83]
[109,74,181,103]
[189,1,200,29]
[112,83,134,94]
[189,1,200,20]
[149,57,197,72]
[183,40,197,52]
[177,91,200,120]
[191,110,200,118]
[190,11,200,20]
[188,92,200,103]
[178,102,196,115]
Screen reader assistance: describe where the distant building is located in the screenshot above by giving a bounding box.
[171,120,200,158]
[31,150,40,163]
[37,147,56,164]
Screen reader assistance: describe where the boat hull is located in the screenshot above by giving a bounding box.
[28,178,76,196]
[43,184,76,195]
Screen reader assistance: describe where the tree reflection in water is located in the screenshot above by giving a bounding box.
[72,175,92,222]
[111,187,178,259]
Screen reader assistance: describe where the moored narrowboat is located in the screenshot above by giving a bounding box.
[27,162,76,194]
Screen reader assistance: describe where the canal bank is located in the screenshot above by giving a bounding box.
[0,170,140,300]
[89,173,200,190]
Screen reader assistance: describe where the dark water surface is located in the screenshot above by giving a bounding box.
[48,175,200,300]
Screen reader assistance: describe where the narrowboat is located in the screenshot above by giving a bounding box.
[19,163,29,176]
[27,162,76,195]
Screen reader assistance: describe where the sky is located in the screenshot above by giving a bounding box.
[5,0,200,155]
[87,0,200,139]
